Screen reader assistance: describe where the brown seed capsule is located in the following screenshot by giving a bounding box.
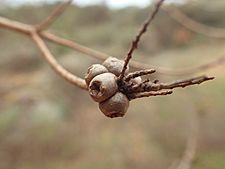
[130,77,142,84]
[85,64,108,85]
[99,92,129,118]
[103,57,129,77]
[89,73,118,103]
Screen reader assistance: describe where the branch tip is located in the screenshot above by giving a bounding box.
[35,0,72,31]
[119,0,165,80]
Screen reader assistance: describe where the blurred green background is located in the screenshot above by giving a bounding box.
[0,1,225,169]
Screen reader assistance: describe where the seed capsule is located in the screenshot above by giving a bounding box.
[99,92,129,118]
[103,57,129,77]
[130,77,142,84]
[89,73,118,103]
[85,64,108,85]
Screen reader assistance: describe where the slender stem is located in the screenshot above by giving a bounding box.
[36,0,72,31]
[163,5,225,39]
[31,32,87,90]
[124,69,156,82]
[129,90,173,100]
[0,16,224,76]
[129,76,214,94]
[119,0,165,80]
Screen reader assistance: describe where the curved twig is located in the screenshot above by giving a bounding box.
[0,15,224,76]
[129,56,225,76]
[31,32,87,90]
[175,94,199,169]
[36,0,72,31]
[163,5,225,38]
[0,1,216,93]
[0,1,87,90]
[167,94,199,169]
[176,120,197,169]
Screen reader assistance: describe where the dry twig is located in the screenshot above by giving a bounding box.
[124,69,156,82]
[130,55,225,76]
[128,76,214,95]
[0,0,214,100]
[129,90,173,99]
[0,1,87,90]
[0,7,224,77]
[119,0,165,80]
[35,0,72,31]
[163,5,225,38]
[167,105,198,169]
[175,94,199,169]
[32,32,87,89]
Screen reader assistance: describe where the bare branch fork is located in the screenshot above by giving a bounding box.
[0,0,87,89]
[31,32,87,89]
[0,3,223,78]
[0,0,214,99]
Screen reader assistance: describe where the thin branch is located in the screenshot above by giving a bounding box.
[127,79,151,94]
[41,31,110,60]
[0,2,215,120]
[163,6,225,38]
[129,90,173,99]
[35,0,72,31]
[176,129,197,169]
[119,0,165,80]
[129,79,151,92]
[131,55,225,76]
[31,32,87,90]
[153,76,214,90]
[0,16,32,35]
[124,69,156,82]
[167,99,198,169]
[175,94,199,169]
[130,75,214,93]
[0,16,224,76]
